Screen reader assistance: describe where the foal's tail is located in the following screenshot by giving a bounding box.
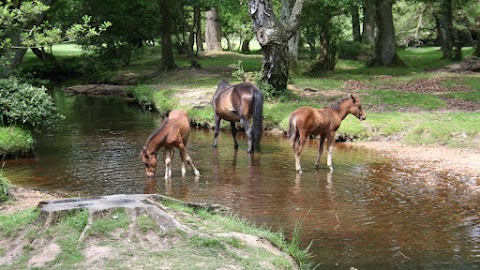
[251,88,263,152]
[288,114,298,142]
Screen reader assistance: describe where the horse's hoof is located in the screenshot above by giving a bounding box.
[329,166,334,172]
[296,169,303,174]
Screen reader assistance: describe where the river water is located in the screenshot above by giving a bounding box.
[3,93,479,269]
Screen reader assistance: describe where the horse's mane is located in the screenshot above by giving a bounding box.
[144,118,169,147]
[330,96,351,110]
[217,80,233,92]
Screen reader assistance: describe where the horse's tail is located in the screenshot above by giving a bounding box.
[288,114,297,142]
[251,88,263,152]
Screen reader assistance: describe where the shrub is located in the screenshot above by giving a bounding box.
[0,77,64,130]
[337,41,372,61]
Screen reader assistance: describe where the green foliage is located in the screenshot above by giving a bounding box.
[337,41,373,61]
[0,126,34,157]
[0,171,11,203]
[0,1,110,77]
[0,77,64,130]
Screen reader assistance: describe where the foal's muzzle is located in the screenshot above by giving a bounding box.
[359,115,366,121]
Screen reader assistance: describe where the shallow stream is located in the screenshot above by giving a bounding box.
[3,93,479,269]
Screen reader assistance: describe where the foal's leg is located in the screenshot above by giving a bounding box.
[164,147,173,180]
[315,134,326,169]
[178,143,200,176]
[230,122,239,149]
[240,117,253,152]
[294,133,308,174]
[326,132,335,171]
[213,114,221,148]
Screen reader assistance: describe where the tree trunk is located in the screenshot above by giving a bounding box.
[159,0,177,70]
[205,7,222,51]
[282,0,300,62]
[310,11,336,71]
[249,0,304,92]
[474,37,480,57]
[436,0,454,59]
[194,4,204,53]
[241,33,253,53]
[371,0,405,67]
[351,5,361,42]
[362,0,375,44]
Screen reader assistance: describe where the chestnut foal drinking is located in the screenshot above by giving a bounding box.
[288,94,366,173]
[141,110,200,179]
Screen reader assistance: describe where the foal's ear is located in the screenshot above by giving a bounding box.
[350,94,358,102]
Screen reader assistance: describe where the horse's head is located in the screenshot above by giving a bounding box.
[141,147,157,177]
[349,94,366,121]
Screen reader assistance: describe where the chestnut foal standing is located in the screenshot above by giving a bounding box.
[288,94,366,173]
[141,110,200,179]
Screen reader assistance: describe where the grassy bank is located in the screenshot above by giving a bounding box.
[0,197,310,269]
[0,126,34,157]
[122,46,480,148]
[18,44,480,150]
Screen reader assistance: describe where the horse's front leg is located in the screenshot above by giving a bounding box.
[326,132,335,171]
[164,147,173,180]
[230,121,239,150]
[178,143,200,177]
[240,117,252,152]
[315,134,326,169]
[213,114,221,148]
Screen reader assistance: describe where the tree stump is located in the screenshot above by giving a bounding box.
[36,194,229,244]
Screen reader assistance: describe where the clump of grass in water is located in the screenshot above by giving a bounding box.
[0,170,11,203]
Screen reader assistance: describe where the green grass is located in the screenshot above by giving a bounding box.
[0,208,39,237]
[0,126,34,157]
[404,112,480,147]
[362,90,447,110]
[152,89,178,113]
[88,208,130,236]
[442,76,480,102]
[23,43,83,61]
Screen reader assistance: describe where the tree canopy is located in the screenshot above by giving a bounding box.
[2,0,480,92]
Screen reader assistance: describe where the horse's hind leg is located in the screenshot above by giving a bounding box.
[315,134,326,169]
[230,122,239,150]
[294,133,308,174]
[326,132,335,171]
[213,114,221,148]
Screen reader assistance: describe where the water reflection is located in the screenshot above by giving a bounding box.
[2,93,480,269]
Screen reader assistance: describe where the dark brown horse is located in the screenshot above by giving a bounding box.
[141,110,200,179]
[212,80,263,152]
[288,94,366,173]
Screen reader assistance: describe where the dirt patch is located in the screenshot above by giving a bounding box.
[0,187,60,214]
[355,141,480,188]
